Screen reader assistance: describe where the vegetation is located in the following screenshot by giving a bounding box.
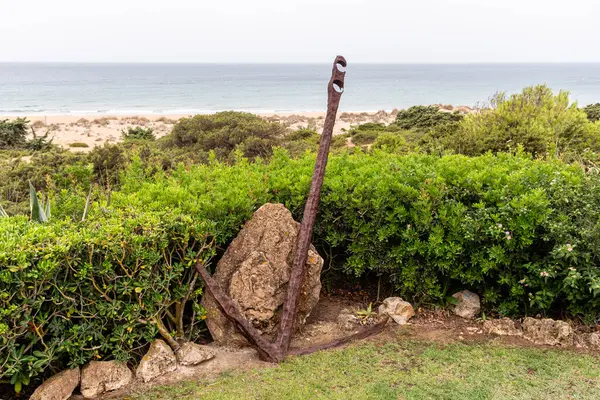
[136,338,600,400]
[584,103,600,122]
[0,210,213,393]
[395,105,463,132]
[2,85,600,394]
[0,118,53,151]
[122,126,156,141]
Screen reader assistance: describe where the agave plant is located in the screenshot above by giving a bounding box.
[0,202,8,218]
[29,181,50,223]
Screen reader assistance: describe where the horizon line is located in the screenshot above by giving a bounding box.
[2,61,600,65]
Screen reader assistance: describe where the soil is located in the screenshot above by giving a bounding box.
[70,294,599,399]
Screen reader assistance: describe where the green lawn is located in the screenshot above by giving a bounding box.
[135,339,600,400]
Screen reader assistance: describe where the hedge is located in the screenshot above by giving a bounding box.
[3,149,600,392]
[0,210,212,392]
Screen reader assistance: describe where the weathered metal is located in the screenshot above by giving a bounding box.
[197,56,352,362]
[275,55,347,354]
[195,257,282,362]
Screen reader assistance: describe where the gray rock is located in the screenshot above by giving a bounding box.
[482,318,523,336]
[574,332,600,349]
[136,339,177,383]
[175,342,216,366]
[30,367,80,400]
[337,309,360,331]
[202,203,324,345]
[80,361,132,398]
[451,290,481,319]
[378,297,415,325]
[522,317,573,346]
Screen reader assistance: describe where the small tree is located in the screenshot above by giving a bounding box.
[0,118,28,149]
[584,103,600,122]
[455,85,600,158]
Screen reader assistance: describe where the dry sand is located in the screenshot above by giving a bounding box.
[10,111,400,152]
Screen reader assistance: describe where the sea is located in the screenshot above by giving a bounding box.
[1,63,599,116]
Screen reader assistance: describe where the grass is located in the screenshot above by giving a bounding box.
[134,338,600,400]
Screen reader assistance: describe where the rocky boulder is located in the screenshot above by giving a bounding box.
[136,339,177,382]
[482,318,523,336]
[574,332,600,349]
[202,203,324,345]
[451,290,480,319]
[175,342,216,366]
[522,317,574,346]
[30,368,80,400]
[80,361,132,398]
[378,297,415,325]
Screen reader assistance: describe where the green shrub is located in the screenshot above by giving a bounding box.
[0,209,213,393]
[121,126,156,141]
[161,111,287,160]
[454,85,600,159]
[372,133,409,153]
[0,118,29,149]
[115,150,600,321]
[584,103,600,122]
[350,130,380,145]
[395,106,463,132]
[68,142,90,148]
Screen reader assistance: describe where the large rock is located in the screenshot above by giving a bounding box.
[451,290,480,319]
[378,297,415,325]
[202,203,324,345]
[175,342,215,366]
[30,368,80,400]
[522,317,574,346]
[80,361,132,398]
[136,339,177,383]
[482,318,523,336]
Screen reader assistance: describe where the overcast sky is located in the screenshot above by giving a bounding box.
[2,0,599,63]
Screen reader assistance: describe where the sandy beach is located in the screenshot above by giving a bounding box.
[9,111,400,152]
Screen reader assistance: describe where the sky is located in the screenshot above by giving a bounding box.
[1,0,599,63]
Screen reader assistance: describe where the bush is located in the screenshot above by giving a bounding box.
[0,118,29,149]
[162,111,287,160]
[454,85,600,159]
[584,103,600,122]
[395,106,463,132]
[116,150,600,322]
[4,149,600,394]
[68,142,90,148]
[121,126,156,141]
[0,209,213,393]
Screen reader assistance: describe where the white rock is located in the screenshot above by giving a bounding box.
[136,339,177,382]
[30,368,80,400]
[378,297,415,325]
[175,342,215,366]
[80,361,133,398]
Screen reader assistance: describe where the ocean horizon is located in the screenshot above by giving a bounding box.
[1,63,599,116]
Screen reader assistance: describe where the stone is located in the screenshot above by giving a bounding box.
[522,317,574,346]
[378,297,415,325]
[451,290,480,319]
[175,342,216,366]
[30,367,80,400]
[337,309,360,331]
[201,203,324,345]
[136,339,177,383]
[80,361,132,398]
[574,332,600,349]
[482,318,523,336]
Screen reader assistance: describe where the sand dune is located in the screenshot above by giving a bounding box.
[11,111,400,152]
